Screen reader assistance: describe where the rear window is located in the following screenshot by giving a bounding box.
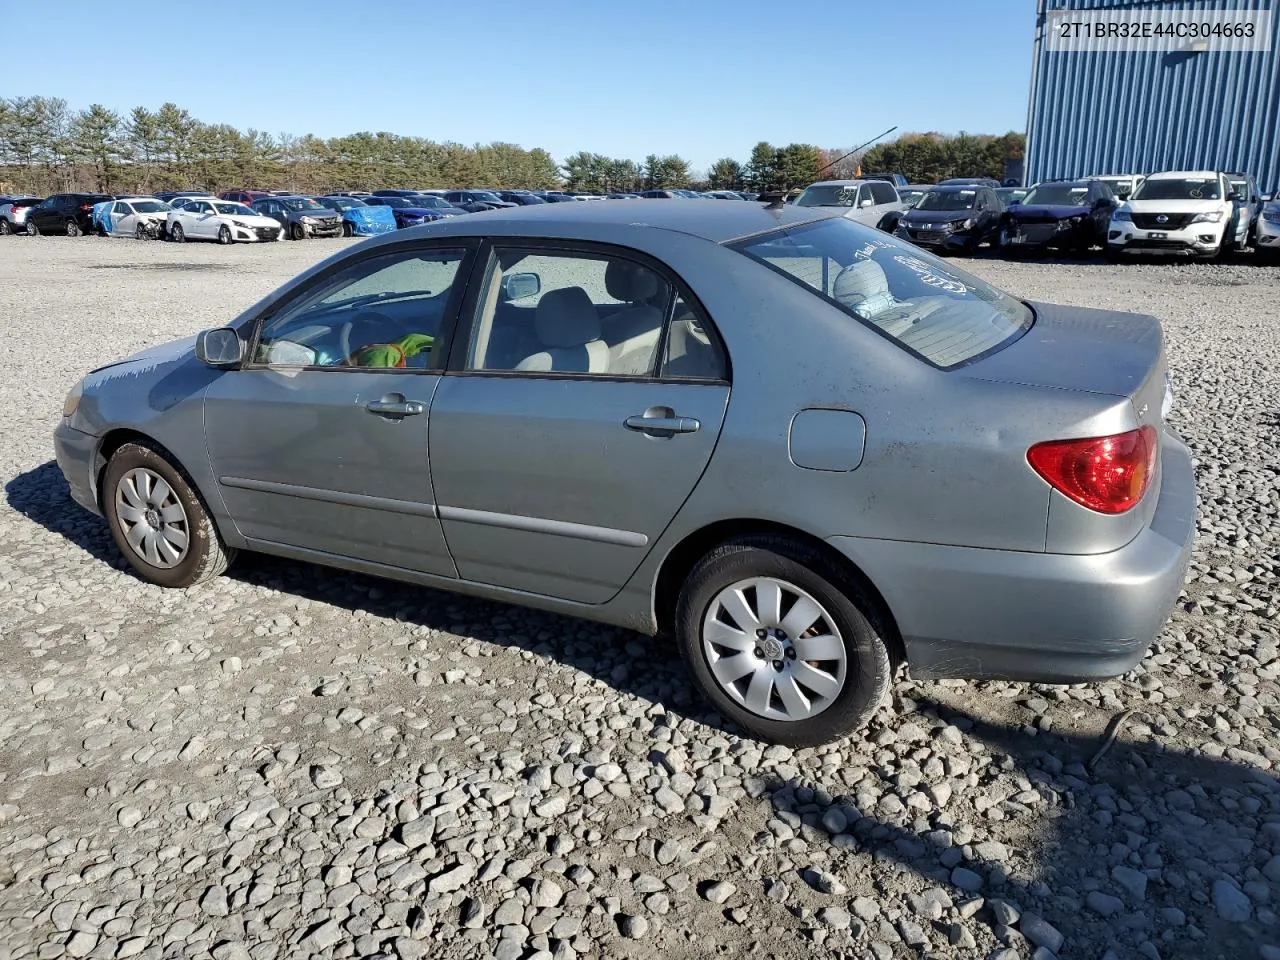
[730,217,1033,369]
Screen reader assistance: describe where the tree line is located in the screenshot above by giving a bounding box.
[0,95,1025,197]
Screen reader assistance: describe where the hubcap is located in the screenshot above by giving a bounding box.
[114,468,190,569]
[702,577,847,722]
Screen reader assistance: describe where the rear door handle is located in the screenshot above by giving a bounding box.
[365,394,425,418]
[624,406,700,437]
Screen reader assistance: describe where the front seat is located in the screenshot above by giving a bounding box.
[515,287,611,373]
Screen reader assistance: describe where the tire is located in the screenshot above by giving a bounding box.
[290,222,305,241]
[0,219,10,236]
[66,219,81,237]
[26,221,38,237]
[102,442,235,588]
[674,535,893,747]
[135,223,148,241]
[342,221,354,238]
[217,224,232,245]
[171,223,185,243]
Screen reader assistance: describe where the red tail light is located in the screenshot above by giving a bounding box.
[79,203,93,211]
[1027,425,1158,514]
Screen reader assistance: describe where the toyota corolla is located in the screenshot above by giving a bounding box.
[53,202,1196,746]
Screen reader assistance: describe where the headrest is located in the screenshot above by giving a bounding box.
[834,260,890,306]
[605,260,662,303]
[535,287,601,347]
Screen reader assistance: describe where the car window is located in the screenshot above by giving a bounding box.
[731,218,1032,369]
[661,295,727,380]
[113,202,129,215]
[253,248,468,369]
[869,182,895,205]
[465,249,674,377]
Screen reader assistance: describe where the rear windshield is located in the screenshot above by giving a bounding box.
[729,217,1033,369]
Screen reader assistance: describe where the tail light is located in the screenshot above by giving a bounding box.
[79,203,93,211]
[1027,425,1158,514]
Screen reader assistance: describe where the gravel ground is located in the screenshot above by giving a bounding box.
[1,234,1278,960]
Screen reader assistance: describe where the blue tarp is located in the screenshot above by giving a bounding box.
[91,201,113,235]
[344,205,397,236]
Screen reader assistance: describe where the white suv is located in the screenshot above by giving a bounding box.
[1107,170,1247,260]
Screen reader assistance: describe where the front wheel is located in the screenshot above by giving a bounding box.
[217,224,232,245]
[135,223,149,240]
[102,442,236,588]
[26,221,38,237]
[342,221,354,237]
[290,222,305,240]
[171,223,185,243]
[675,536,892,746]
[0,219,10,236]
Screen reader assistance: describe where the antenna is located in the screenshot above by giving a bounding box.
[815,125,900,179]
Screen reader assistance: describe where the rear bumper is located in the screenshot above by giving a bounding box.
[53,422,101,516]
[827,428,1196,683]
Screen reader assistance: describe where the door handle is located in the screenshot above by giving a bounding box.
[365,394,425,418]
[624,406,700,437]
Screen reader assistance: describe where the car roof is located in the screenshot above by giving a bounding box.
[1146,170,1220,180]
[377,198,836,244]
[803,179,872,188]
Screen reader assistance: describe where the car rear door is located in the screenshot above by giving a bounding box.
[428,241,731,604]
[203,241,476,575]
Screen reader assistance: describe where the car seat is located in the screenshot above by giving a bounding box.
[515,287,611,373]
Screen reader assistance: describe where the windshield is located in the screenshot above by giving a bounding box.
[898,189,927,207]
[470,191,502,202]
[1021,184,1088,206]
[282,197,325,211]
[730,218,1032,369]
[1229,179,1248,197]
[795,185,860,207]
[131,200,170,213]
[1133,177,1221,201]
[215,203,256,216]
[916,189,978,212]
[322,197,362,209]
[412,195,450,208]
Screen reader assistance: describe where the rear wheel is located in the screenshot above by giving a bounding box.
[675,536,892,746]
[0,219,10,236]
[102,442,235,588]
[171,223,185,243]
[65,219,81,237]
[217,224,232,245]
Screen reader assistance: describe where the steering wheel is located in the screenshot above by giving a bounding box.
[338,310,400,365]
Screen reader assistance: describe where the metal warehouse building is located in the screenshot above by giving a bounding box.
[1025,0,1280,192]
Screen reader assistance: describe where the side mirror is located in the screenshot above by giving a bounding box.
[502,272,541,301]
[195,328,244,367]
[859,198,874,208]
[1227,191,1242,202]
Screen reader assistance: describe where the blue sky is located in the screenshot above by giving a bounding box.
[7,0,1035,173]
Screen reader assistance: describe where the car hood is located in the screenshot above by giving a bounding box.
[282,208,341,220]
[1124,198,1224,213]
[230,213,284,227]
[901,209,976,225]
[960,301,1161,397]
[1008,204,1091,220]
[88,334,197,378]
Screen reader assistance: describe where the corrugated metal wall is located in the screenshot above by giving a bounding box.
[1025,0,1280,192]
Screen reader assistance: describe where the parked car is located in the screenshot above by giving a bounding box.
[640,189,683,199]
[1107,170,1248,260]
[736,192,759,201]
[219,190,273,206]
[1256,197,1280,260]
[371,189,425,198]
[607,193,642,199]
[537,192,580,203]
[896,185,933,209]
[938,177,1002,188]
[997,179,1117,254]
[25,193,114,236]
[92,196,174,239]
[704,191,745,200]
[995,187,1028,206]
[327,191,373,199]
[895,184,1003,253]
[0,196,42,235]
[1226,172,1263,247]
[1088,174,1145,200]
[363,195,467,227]
[494,191,547,206]
[314,196,397,236]
[862,173,909,188]
[53,201,1195,746]
[251,196,344,240]
[792,179,904,230]
[438,190,518,212]
[154,190,211,204]
[167,198,283,244]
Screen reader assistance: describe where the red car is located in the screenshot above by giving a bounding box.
[218,190,273,205]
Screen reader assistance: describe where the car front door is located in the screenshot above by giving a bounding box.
[428,242,731,604]
[110,201,134,236]
[28,198,55,232]
[203,242,475,575]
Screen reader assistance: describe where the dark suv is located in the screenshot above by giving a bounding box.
[26,193,113,236]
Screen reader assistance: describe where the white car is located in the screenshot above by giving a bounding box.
[1257,198,1280,262]
[1107,170,1247,260]
[98,197,173,239]
[792,179,905,229]
[167,198,283,244]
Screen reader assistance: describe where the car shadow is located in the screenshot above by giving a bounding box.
[759,694,1278,959]
[4,460,741,737]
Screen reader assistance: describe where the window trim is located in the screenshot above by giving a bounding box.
[443,237,731,386]
[238,238,479,376]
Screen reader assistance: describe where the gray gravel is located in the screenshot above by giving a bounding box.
[1,234,1278,960]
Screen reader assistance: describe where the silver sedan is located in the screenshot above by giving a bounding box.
[53,201,1196,745]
